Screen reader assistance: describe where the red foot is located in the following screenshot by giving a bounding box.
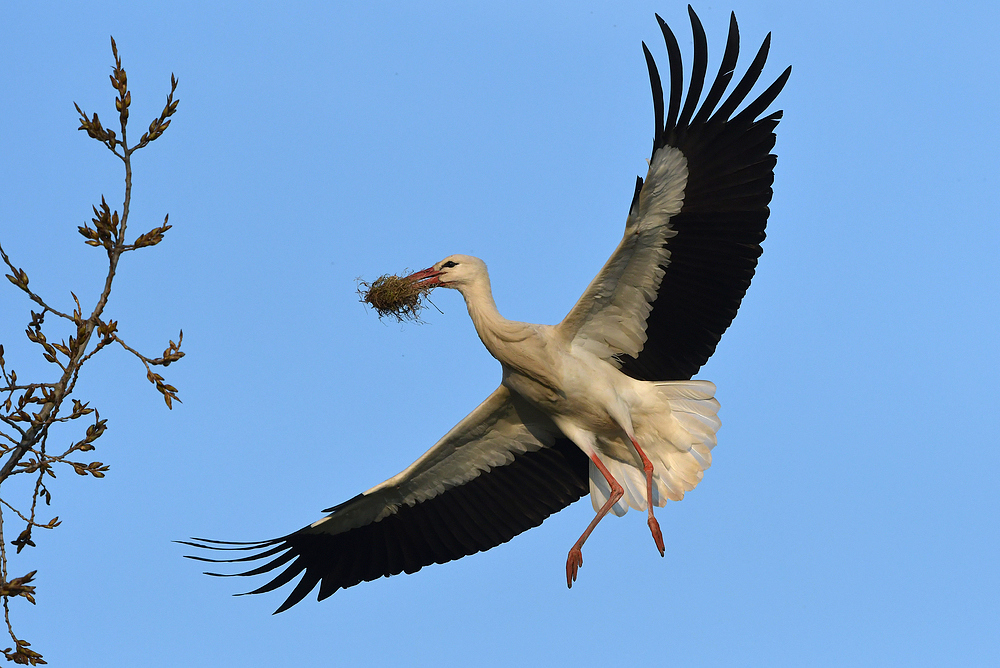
[566,547,584,588]
[648,515,665,557]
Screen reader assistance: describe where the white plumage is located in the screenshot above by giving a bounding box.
[589,380,720,517]
[401,253,722,583]
[184,7,791,613]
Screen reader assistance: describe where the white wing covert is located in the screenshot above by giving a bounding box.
[558,146,688,363]
[352,386,557,520]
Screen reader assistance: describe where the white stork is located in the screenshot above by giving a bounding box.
[185,7,790,613]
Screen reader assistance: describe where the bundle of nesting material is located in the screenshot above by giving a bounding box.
[357,273,433,323]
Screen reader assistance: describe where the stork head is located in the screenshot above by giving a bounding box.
[406,255,486,291]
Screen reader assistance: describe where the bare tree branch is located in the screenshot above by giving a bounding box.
[0,37,182,665]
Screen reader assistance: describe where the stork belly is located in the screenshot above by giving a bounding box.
[500,369,619,434]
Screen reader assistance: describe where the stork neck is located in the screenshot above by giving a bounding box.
[457,275,527,359]
[459,275,502,336]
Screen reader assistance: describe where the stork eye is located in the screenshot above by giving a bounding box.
[441,261,458,269]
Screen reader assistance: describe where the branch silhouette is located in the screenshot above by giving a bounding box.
[0,37,181,666]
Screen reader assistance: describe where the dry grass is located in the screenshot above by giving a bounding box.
[357,273,433,323]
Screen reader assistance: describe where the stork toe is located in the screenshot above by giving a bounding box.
[648,516,665,557]
[566,547,584,588]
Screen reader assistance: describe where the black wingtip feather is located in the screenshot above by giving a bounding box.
[676,6,708,131]
[655,14,683,147]
[321,493,364,514]
[730,65,791,128]
[183,545,287,565]
[245,556,307,597]
[692,13,740,126]
[710,32,771,124]
[273,569,322,614]
[642,42,664,154]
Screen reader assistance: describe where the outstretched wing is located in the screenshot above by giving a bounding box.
[184,8,790,613]
[182,386,589,613]
[558,7,791,381]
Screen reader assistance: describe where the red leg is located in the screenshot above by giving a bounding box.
[566,454,624,589]
[629,436,665,557]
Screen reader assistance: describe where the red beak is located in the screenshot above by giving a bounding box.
[405,266,443,288]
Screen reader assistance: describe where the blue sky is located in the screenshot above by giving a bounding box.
[1,1,998,665]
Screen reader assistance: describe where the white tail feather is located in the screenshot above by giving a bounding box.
[588,379,721,514]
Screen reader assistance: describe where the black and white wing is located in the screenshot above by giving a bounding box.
[184,8,790,613]
[182,386,589,613]
[558,7,791,381]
